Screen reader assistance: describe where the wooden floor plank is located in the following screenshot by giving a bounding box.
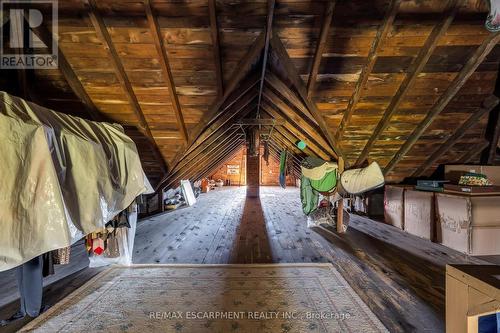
[0,186,495,333]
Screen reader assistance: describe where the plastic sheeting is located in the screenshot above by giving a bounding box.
[0,92,154,272]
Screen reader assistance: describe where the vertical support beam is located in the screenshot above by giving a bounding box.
[337,156,345,234]
[487,112,500,164]
[335,0,400,142]
[145,0,189,144]
[87,0,169,175]
[208,0,224,97]
[246,128,260,197]
[384,32,500,175]
[307,0,335,98]
[355,0,459,165]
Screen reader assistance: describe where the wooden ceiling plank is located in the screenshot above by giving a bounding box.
[356,0,459,166]
[195,142,245,182]
[270,32,344,162]
[86,0,168,175]
[261,101,331,160]
[256,0,276,118]
[384,31,500,175]
[29,21,103,122]
[413,95,499,176]
[159,94,256,189]
[262,87,334,155]
[335,0,401,142]
[179,73,260,160]
[208,0,224,97]
[462,141,490,164]
[164,130,243,189]
[185,138,244,184]
[188,32,266,147]
[145,0,189,143]
[307,0,336,98]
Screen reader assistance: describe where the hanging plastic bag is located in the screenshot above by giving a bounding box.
[88,202,138,267]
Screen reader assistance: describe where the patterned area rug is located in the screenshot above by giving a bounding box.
[21,264,387,332]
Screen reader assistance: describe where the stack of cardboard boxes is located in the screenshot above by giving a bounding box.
[383,165,500,256]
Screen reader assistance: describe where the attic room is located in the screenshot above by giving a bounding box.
[0,0,499,332]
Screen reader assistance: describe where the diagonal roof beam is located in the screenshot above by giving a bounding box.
[307,0,336,98]
[356,0,459,166]
[256,0,276,119]
[412,95,499,176]
[188,32,266,147]
[384,31,500,175]
[30,21,103,122]
[335,0,400,142]
[145,0,189,144]
[269,33,344,162]
[208,0,224,97]
[462,141,490,164]
[87,0,168,175]
[193,141,245,181]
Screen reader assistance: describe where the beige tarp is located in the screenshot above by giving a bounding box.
[0,92,153,272]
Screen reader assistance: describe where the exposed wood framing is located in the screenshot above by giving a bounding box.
[462,141,490,163]
[86,0,168,174]
[262,87,334,156]
[208,0,224,96]
[256,0,276,118]
[188,138,244,183]
[487,106,500,164]
[166,132,244,188]
[412,95,499,176]
[269,35,344,161]
[29,22,103,121]
[237,118,285,126]
[261,102,331,159]
[195,141,245,181]
[355,0,459,166]
[145,0,189,144]
[307,0,336,98]
[335,0,401,142]
[158,91,257,189]
[188,33,266,147]
[179,72,261,162]
[384,31,500,175]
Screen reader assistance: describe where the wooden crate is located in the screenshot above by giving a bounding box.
[384,185,412,229]
[435,193,500,255]
[446,265,500,333]
[404,189,435,240]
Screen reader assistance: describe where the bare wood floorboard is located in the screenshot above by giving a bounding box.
[0,186,493,333]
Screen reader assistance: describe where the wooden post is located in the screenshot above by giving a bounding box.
[337,157,345,234]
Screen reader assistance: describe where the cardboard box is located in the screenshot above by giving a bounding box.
[384,185,412,229]
[444,165,500,185]
[404,189,435,240]
[435,193,500,255]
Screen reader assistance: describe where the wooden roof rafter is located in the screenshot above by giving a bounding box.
[412,95,499,176]
[86,0,168,175]
[269,32,344,162]
[187,32,266,150]
[384,31,500,175]
[29,21,103,122]
[355,0,461,166]
[256,0,276,120]
[307,0,336,98]
[208,0,224,97]
[144,0,189,144]
[335,0,401,143]
[195,141,246,182]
